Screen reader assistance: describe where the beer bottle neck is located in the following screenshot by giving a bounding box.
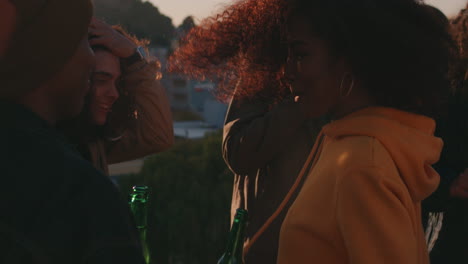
[225,211,247,257]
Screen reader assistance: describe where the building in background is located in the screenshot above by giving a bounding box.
[151,47,228,136]
[191,81,227,128]
[152,47,190,111]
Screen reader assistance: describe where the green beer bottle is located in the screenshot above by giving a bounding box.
[129,185,151,264]
[217,208,248,264]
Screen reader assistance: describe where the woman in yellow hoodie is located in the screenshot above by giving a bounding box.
[272,1,458,264]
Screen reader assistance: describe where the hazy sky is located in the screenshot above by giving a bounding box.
[150,0,467,26]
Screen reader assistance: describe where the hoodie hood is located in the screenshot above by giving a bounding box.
[322,107,442,202]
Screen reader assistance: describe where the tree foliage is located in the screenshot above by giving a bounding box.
[177,16,196,36]
[93,0,176,47]
[117,131,233,264]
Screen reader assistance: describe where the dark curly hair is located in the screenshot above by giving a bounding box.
[289,0,458,117]
[451,4,468,94]
[170,0,458,117]
[433,5,468,172]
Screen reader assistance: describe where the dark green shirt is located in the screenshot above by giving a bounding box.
[0,101,145,264]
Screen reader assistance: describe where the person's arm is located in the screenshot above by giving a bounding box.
[223,92,307,175]
[422,166,456,212]
[449,168,468,198]
[422,165,468,216]
[79,166,146,264]
[0,221,51,264]
[106,60,174,164]
[336,166,419,264]
[88,18,174,164]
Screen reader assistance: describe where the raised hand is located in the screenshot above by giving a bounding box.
[88,17,137,58]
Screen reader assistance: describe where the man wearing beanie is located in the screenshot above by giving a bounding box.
[0,1,146,263]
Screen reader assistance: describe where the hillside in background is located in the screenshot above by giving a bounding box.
[93,0,176,47]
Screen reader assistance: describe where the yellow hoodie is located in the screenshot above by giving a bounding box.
[277,107,442,264]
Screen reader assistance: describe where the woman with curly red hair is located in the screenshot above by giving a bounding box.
[171,0,457,263]
[170,2,320,264]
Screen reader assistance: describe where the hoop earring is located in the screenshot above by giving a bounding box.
[340,72,355,97]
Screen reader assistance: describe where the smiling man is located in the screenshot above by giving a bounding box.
[0,1,145,263]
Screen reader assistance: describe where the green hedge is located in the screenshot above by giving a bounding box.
[117,130,233,264]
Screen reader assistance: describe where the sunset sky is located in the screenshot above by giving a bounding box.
[150,0,467,26]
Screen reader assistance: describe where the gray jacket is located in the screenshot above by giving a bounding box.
[223,93,320,264]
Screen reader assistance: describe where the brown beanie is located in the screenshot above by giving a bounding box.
[0,0,93,98]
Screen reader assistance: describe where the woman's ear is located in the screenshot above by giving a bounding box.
[0,1,16,56]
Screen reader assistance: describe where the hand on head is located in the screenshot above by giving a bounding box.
[88,17,137,58]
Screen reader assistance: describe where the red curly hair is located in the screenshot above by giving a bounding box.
[171,0,458,118]
[168,0,289,102]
